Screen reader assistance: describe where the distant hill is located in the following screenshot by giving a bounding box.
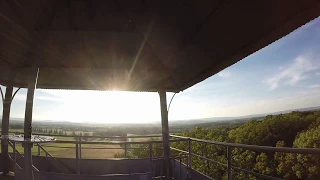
[3,106,320,127]
[169,106,320,126]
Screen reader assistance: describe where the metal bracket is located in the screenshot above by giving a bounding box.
[12,87,21,100]
[0,87,4,102]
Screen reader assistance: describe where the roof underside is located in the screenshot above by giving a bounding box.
[0,0,319,92]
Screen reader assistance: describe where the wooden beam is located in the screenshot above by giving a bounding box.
[159,90,171,180]
[23,66,39,180]
[1,86,13,174]
[0,70,15,175]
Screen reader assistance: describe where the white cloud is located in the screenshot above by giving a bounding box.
[265,54,320,90]
[218,70,231,78]
[308,84,320,89]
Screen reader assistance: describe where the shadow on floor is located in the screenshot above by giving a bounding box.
[0,172,15,180]
[0,176,14,180]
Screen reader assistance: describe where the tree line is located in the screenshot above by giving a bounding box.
[33,127,67,135]
[115,110,320,180]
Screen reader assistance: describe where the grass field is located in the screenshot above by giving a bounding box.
[9,129,94,136]
[6,130,154,159]
[8,135,124,159]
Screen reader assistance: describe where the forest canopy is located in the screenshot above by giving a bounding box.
[116,110,320,180]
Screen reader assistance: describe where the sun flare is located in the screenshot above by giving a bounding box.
[45,90,161,123]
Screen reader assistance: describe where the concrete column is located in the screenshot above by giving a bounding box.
[1,85,13,174]
[23,67,39,180]
[158,90,170,179]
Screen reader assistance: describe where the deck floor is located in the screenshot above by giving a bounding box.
[0,172,15,180]
[0,176,14,180]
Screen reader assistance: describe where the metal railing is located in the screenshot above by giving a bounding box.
[170,134,320,180]
[3,132,320,180]
[5,133,188,179]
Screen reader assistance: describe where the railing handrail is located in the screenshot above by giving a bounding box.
[170,134,320,154]
[5,131,162,139]
[6,132,320,154]
[6,133,320,180]
[9,138,185,144]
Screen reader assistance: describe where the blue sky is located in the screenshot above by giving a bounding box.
[1,17,320,123]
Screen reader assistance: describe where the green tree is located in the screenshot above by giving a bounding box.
[254,153,274,176]
[292,126,320,179]
[82,133,90,141]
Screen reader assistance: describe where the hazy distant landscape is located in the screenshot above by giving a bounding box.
[2,106,320,179]
[6,106,320,132]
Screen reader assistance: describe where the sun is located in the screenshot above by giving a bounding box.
[55,90,160,123]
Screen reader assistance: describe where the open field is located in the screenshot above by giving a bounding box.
[9,142,124,159]
[8,134,124,159]
[6,130,156,159]
[9,129,94,136]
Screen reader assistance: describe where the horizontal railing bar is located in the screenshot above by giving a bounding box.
[232,166,284,180]
[170,147,227,167]
[38,145,164,150]
[6,131,162,139]
[152,155,188,161]
[170,147,188,154]
[170,135,320,154]
[190,152,227,167]
[10,139,184,144]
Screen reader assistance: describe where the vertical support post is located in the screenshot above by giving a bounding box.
[24,67,39,180]
[227,146,232,180]
[76,143,80,175]
[1,85,13,174]
[158,90,170,180]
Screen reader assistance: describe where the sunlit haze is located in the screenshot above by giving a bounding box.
[1,18,320,124]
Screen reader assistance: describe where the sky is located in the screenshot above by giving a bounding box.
[1,17,320,124]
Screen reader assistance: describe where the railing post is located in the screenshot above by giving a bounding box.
[227,146,232,180]
[205,144,210,174]
[179,156,182,180]
[187,138,192,179]
[79,133,82,159]
[13,142,16,163]
[124,143,127,158]
[37,143,40,156]
[76,143,80,175]
[188,138,192,169]
[149,143,153,179]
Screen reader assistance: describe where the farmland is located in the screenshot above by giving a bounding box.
[7,130,155,159]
